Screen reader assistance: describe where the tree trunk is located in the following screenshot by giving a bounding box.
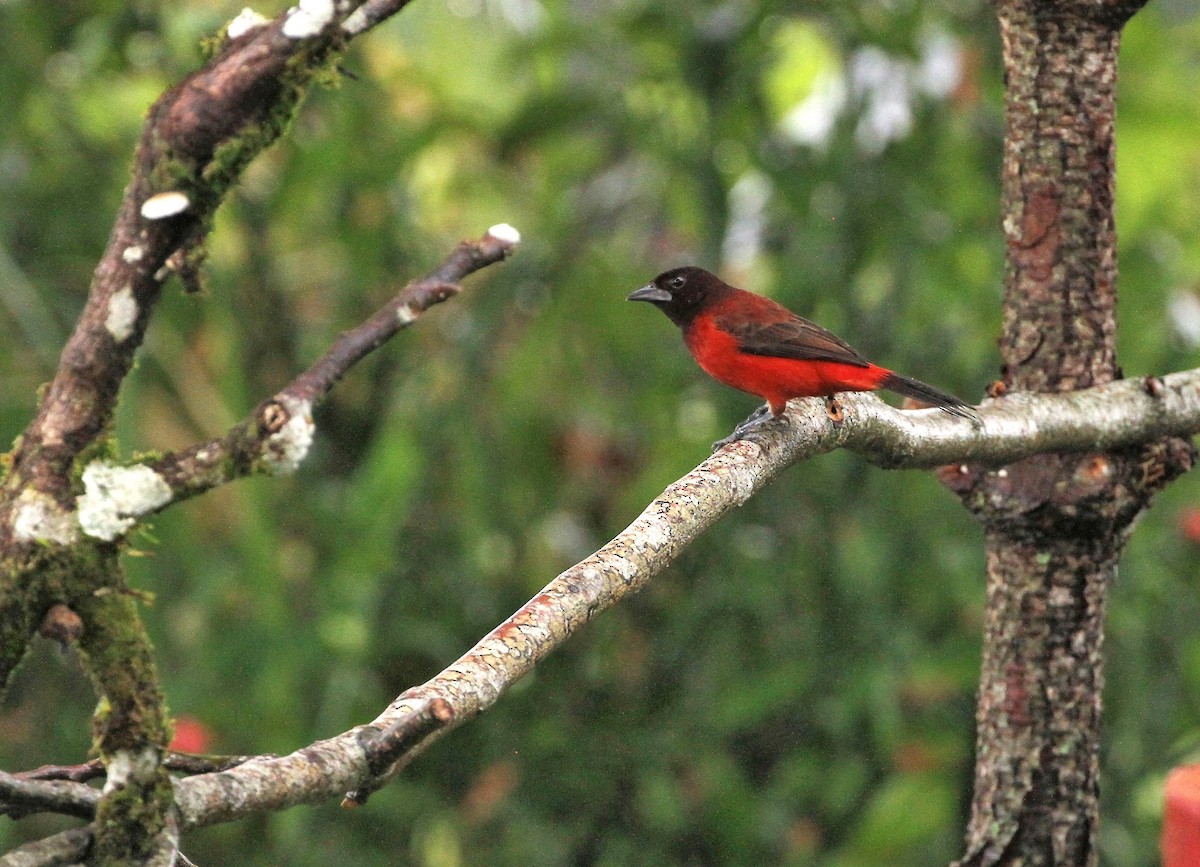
[955,1,1191,863]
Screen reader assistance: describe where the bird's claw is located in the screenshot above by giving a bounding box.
[711,430,742,451]
[712,404,778,451]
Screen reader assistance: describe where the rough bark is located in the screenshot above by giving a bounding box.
[954,1,1191,864]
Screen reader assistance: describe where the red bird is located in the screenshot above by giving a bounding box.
[628,266,977,444]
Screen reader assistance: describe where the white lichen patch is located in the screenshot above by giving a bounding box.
[140,191,190,221]
[12,490,78,545]
[105,285,138,342]
[122,245,144,264]
[639,517,672,552]
[77,462,173,542]
[262,396,315,475]
[228,7,270,38]
[395,303,417,325]
[487,223,521,245]
[283,0,334,38]
[102,747,160,795]
[340,5,368,34]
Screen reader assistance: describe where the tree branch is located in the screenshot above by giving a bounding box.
[9,373,1191,836]
[140,225,520,510]
[0,826,93,867]
[45,226,519,546]
[0,771,98,821]
[0,1,497,859]
[158,370,1200,827]
[850,371,1200,468]
[0,0,417,542]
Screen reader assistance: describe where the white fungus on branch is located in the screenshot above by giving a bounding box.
[486,223,521,245]
[260,396,315,475]
[139,191,191,221]
[105,286,138,343]
[227,7,270,38]
[76,462,174,542]
[282,0,335,38]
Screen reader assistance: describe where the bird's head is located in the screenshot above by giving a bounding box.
[626,266,729,327]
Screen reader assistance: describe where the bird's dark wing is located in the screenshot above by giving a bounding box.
[719,314,872,368]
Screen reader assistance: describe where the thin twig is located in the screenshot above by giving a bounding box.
[0,826,92,867]
[344,698,455,805]
[341,0,418,35]
[17,760,104,785]
[0,771,98,820]
[142,226,519,510]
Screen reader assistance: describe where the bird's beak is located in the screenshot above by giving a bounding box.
[627,284,672,303]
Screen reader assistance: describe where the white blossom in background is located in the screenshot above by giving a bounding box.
[916,29,963,98]
[849,46,915,154]
[494,0,544,34]
[1169,291,1200,347]
[540,510,593,562]
[779,71,847,149]
[777,27,963,155]
[721,171,772,275]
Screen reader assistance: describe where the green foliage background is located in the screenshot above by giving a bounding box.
[2,1,1199,864]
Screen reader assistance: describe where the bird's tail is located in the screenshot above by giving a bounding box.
[879,372,978,421]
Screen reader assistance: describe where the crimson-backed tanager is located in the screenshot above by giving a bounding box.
[628,266,977,444]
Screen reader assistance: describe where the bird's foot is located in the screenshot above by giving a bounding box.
[824,396,844,425]
[712,404,777,451]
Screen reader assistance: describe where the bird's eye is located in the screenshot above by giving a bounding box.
[668,275,686,290]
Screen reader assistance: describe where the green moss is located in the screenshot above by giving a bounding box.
[70,433,119,493]
[77,574,171,752]
[0,540,115,696]
[0,565,36,694]
[0,434,16,478]
[128,449,166,466]
[199,42,346,199]
[132,34,349,309]
[79,568,176,864]
[200,30,230,62]
[92,766,174,865]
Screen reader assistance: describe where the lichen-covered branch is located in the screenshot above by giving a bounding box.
[0,0,423,677]
[0,771,99,820]
[0,826,93,867]
[0,1,483,862]
[7,373,1198,841]
[0,2,366,531]
[139,225,520,513]
[12,222,516,548]
[144,374,1200,826]
[75,561,173,866]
